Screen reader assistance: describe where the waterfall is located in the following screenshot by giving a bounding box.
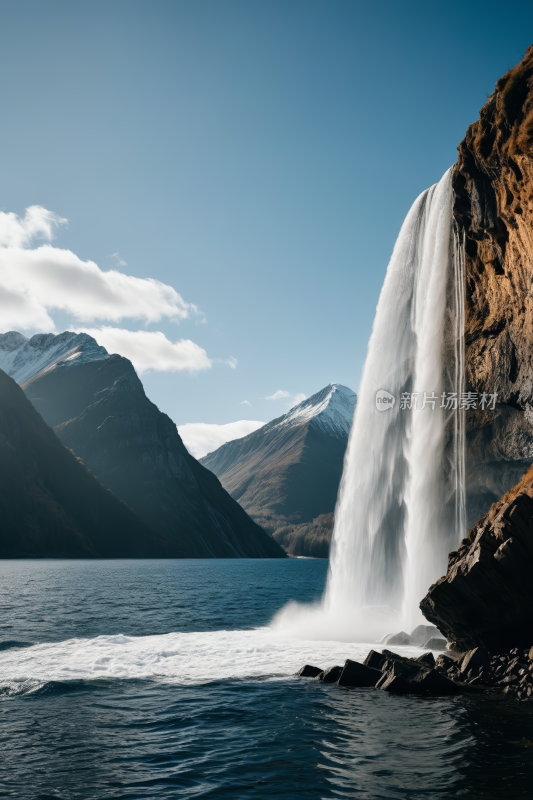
[272,168,465,642]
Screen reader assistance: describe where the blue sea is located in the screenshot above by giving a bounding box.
[1,559,532,799]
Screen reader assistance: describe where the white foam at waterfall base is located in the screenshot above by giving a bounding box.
[273,168,465,643]
[0,629,434,694]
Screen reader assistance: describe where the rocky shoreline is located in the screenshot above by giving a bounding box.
[297,643,533,700]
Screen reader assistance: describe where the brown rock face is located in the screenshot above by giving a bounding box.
[420,466,533,652]
[452,44,533,524]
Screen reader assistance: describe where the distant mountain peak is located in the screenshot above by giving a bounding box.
[272,383,356,438]
[0,330,109,386]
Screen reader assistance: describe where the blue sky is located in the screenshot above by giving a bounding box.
[1,0,532,442]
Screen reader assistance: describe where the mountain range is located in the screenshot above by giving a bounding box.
[200,384,357,557]
[0,331,285,559]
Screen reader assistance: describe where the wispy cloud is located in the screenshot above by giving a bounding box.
[108,252,127,267]
[266,389,307,407]
[266,389,291,401]
[178,420,265,459]
[0,205,67,248]
[240,400,251,406]
[73,327,212,374]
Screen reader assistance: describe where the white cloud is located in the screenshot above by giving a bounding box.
[0,205,67,248]
[108,252,127,267]
[0,205,198,333]
[240,400,251,406]
[0,205,241,376]
[178,420,265,459]
[74,327,212,374]
[266,389,291,401]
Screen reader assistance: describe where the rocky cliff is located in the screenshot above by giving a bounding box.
[452,45,533,525]
[420,465,533,652]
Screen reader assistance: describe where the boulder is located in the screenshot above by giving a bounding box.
[459,647,490,677]
[409,625,439,646]
[296,665,323,678]
[422,637,447,651]
[363,650,386,670]
[420,472,533,652]
[378,674,418,694]
[316,665,342,683]
[435,654,456,671]
[337,659,382,688]
[383,631,411,646]
[416,652,436,669]
[408,668,458,696]
[381,649,415,663]
[380,657,458,696]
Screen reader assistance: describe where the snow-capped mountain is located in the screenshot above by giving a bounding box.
[2,329,284,559]
[200,384,357,557]
[272,384,356,438]
[0,331,108,386]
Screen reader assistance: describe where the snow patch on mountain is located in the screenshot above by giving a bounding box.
[0,331,108,386]
[273,384,357,438]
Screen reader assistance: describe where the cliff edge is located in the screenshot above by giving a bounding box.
[453,44,533,525]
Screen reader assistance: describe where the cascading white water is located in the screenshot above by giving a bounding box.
[272,168,465,641]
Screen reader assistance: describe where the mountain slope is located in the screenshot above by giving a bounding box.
[0,368,158,558]
[200,384,357,556]
[1,332,284,559]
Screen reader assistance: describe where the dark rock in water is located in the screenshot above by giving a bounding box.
[409,625,439,646]
[435,654,457,672]
[316,666,342,683]
[415,652,436,669]
[378,674,417,695]
[381,649,413,663]
[375,672,389,689]
[454,681,488,694]
[380,656,458,696]
[422,637,447,651]
[408,668,458,696]
[459,647,490,677]
[337,660,382,688]
[296,665,322,678]
[363,650,386,670]
[499,674,520,686]
[384,631,411,646]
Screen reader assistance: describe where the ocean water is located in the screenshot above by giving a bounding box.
[1,560,533,799]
